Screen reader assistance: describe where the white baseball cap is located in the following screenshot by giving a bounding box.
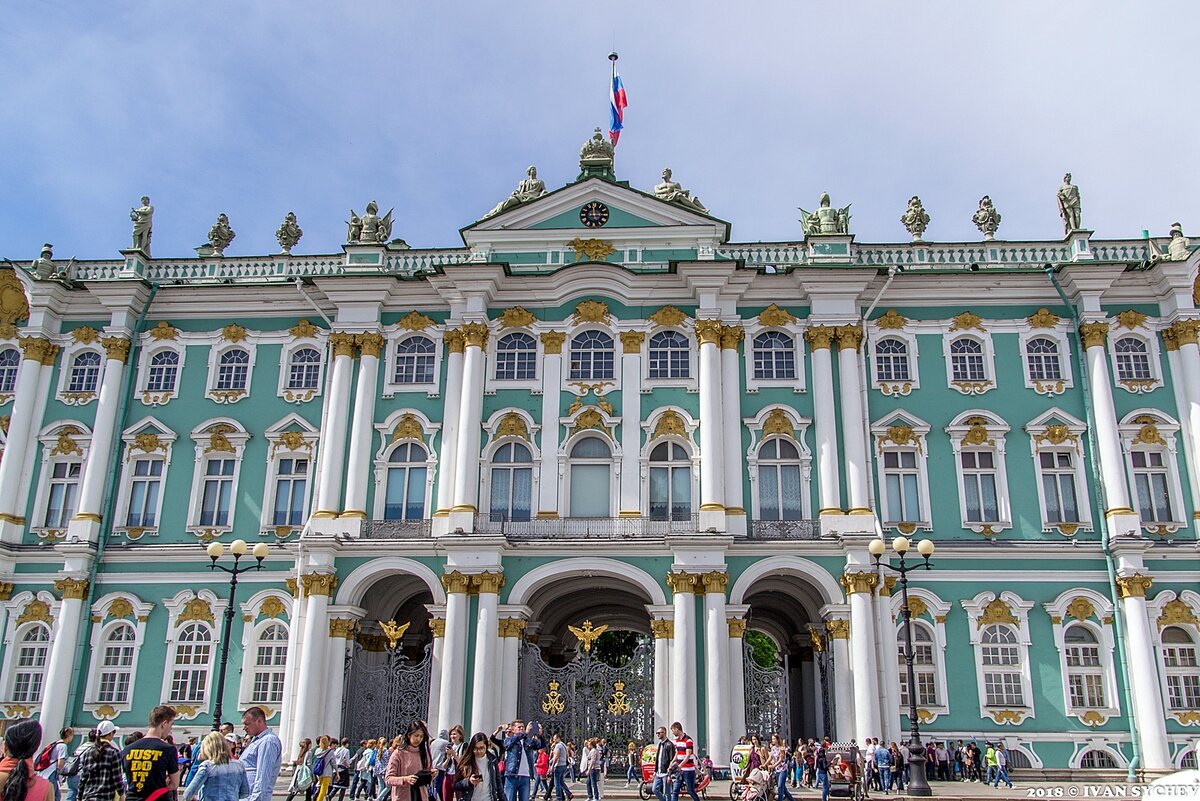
[96,720,118,737]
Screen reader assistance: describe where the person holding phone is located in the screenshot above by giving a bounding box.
[385,722,432,801]
[494,722,543,801]
[453,735,500,801]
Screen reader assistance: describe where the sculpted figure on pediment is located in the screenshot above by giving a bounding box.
[654,168,708,214]
[483,166,547,219]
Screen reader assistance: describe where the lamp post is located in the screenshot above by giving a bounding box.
[206,538,270,731]
[869,535,936,797]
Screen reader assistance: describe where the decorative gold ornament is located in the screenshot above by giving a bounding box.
[1034,424,1077,448]
[286,578,299,597]
[328,332,357,358]
[51,425,84,456]
[720,324,744,350]
[651,410,687,440]
[916,709,936,724]
[16,599,52,626]
[876,309,908,330]
[962,417,994,447]
[571,299,611,325]
[694,319,722,345]
[461,322,489,349]
[300,572,338,597]
[903,596,929,619]
[3,705,34,720]
[761,408,795,438]
[472,571,506,594]
[569,408,607,436]
[880,577,897,596]
[701,571,729,593]
[989,709,1025,725]
[72,326,100,344]
[807,626,824,652]
[1162,327,1179,352]
[1171,319,1199,347]
[102,337,131,363]
[1027,308,1061,329]
[950,311,985,332]
[496,411,530,441]
[1114,574,1152,599]
[1079,321,1109,348]
[1132,422,1166,446]
[840,572,878,596]
[542,681,566,715]
[665,572,699,594]
[758,304,797,327]
[1116,309,1148,330]
[132,433,165,454]
[0,582,13,602]
[259,596,286,619]
[204,423,238,454]
[222,324,248,342]
[329,618,358,639]
[650,619,675,639]
[1156,598,1199,629]
[0,416,8,435]
[55,577,90,600]
[825,619,850,640]
[18,336,52,363]
[380,619,411,649]
[834,324,864,352]
[607,681,632,715]
[0,323,15,340]
[429,618,447,637]
[977,598,1019,628]
[444,329,465,354]
[397,311,435,331]
[1065,597,1096,622]
[728,618,747,638]
[499,307,536,328]
[619,330,645,353]
[1172,711,1200,726]
[177,597,215,626]
[441,571,472,594]
[0,268,30,326]
[148,322,179,341]
[356,332,385,358]
[539,331,566,354]
[389,413,424,443]
[289,319,320,339]
[649,305,688,328]
[272,431,311,455]
[878,424,919,453]
[568,619,608,652]
[803,325,835,351]
[567,238,616,262]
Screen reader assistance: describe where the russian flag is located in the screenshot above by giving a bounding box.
[609,72,628,146]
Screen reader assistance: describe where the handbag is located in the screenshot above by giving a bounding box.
[414,770,433,788]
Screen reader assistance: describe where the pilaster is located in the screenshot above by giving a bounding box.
[619,331,644,517]
[450,324,488,531]
[536,332,565,519]
[806,327,842,515]
[1112,571,1171,770]
[695,319,725,531]
[720,324,746,534]
[835,325,870,514]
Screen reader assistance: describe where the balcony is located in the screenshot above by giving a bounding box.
[746,519,823,540]
[474,514,698,540]
[361,518,433,539]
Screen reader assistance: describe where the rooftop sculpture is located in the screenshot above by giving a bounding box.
[483,166,547,219]
[654,168,708,214]
[900,196,930,242]
[800,192,851,236]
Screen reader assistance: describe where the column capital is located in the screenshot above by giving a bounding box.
[429,617,446,638]
[727,617,747,638]
[18,336,55,363]
[694,318,723,345]
[329,332,358,358]
[834,324,864,352]
[839,571,878,596]
[719,324,744,351]
[286,577,300,598]
[825,618,850,639]
[329,618,358,639]
[1115,573,1153,599]
[445,329,466,354]
[879,576,897,597]
[700,570,729,594]
[461,322,489,349]
[471,570,505,595]
[804,325,837,351]
[101,337,132,364]
[666,571,700,594]
[356,332,385,358]
[1079,321,1110,349]
[620,330,646,353]
[300,571,338,597]
[54,577,90,600]
[650,619,675,639]
[1171,319,1199,347]
[1163,326,1179,352]
[539,331,566,354]
[498,617,527,638]
[441,570,472,594]
[0,581,12,601]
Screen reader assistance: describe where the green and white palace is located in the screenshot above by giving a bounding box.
[0,134,1198,776]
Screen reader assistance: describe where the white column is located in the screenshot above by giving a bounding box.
[669,573,698,731]
[651,620,672,730]
[835,327,871,513]
[68,337,130,542]
[619,332,644,517]
[426,620,445,730]
[1079,323,1133,512]
[843,573,881,742]
[536,333,565,518]
[342,333,383,518]
[37,576,89,739]
[451,325,488,520]
[437,573,471,732]
[314,334,357,517]
[325,619,355,734]
[0,339,51,541]
[1116,576,1171,770]
[291,573,335,740]
[695,321,725,530]
[435,332,466,519]
[470,573,503,733]
[806,328,842,515]
[720,326,746,534]
[826,619,855,742]
[875,582,902,744]
[497,619,523,724]
[702,573,730,762]
[1167,322,1200,521]
[278,581,305,758]
[726,617,748,747]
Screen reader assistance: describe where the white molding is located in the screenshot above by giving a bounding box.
[869,329,920,396]
[55,341,105,406]
[564,325,622,391]
[743,319,806,394]
[486,327,541,392]
[558,408,622,518]
[334,557,447,607]
[83,592,154,716]
[135,339,187,406]
[639,407,700,520]
[0,590,61,705]
[1025,408,1094,535]
[30,420,92,537]
[743,406,813,521]
[185,418,251,537]
[944,411,1013,535]
[1016,324,1074,397]
[642,327,697,392]
[113,417,177,541]
[371,409,439,521]
[1042,588,1119,727]
[505,556,669,607]
[889,588,952,722]
[961,590,1037,724]
[1107,327,1164,395]
[383,327,444,398]
[275,339,326,404]
[942,329,997,396]
[259,414,319,532]
[1147,588,1200,722]
[204,339,258,405]
[479,408,541,521]
[870,410,932,531]
[160,589,228,718]
[1117,409,1188,533]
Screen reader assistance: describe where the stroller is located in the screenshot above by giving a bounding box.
[824,744,865,801]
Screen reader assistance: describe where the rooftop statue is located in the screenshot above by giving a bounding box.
[129,196,154,255]
[276,212,303,254]
[900,195,930,242]
[578,127,616,180]
[972,195,1002,241]
[348,200,394,244]
[31,243,56,280]
[653,168,708,214]
[800,192,851,237]
[1057,172,1082,235]
[204,213,236,257]
[483,166,548,219]
[1148,222,1191,263]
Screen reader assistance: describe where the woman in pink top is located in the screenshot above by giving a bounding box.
[386,722,432,801]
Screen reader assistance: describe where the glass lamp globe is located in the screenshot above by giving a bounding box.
[868,538,886,557]
[917,539,935,557]
[892,536,911,554]
[206,541,224,559]
[230,539,248,556]
[252,542,270,560]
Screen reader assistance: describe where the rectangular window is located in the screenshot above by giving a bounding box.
[252,647,287,704]
[44,461,82,528]
[960,450,1000,523]
[98,644,135,704]
[126,457,163,528]
[495,350,537,381]
[1166,675,1200,710]
[272,457,309,526]
[199,459,235,527]
[983,672,1025,706]
[1131,450,1174,522]
[1039,451,1080,523]
[883,450,921,523]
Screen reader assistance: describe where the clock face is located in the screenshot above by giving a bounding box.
[580,201,610,228]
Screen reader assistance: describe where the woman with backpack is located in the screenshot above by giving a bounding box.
[183,732,249,801]
[312,736,339,801]
[452,735,500,801]
[0,720,55,801]
[285,739,314,801]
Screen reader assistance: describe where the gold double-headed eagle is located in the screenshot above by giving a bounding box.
[567,619,608,652]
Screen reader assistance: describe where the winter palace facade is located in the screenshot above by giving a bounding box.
[0,139,1198,776]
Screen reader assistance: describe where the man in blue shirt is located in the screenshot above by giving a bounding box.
[239,707,282,801]
[494,720,544,801]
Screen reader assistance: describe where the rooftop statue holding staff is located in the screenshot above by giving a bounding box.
[347,200,393,244]
[653,168,708,214]
[1057,173,1082,235]
[130,195,154,255]
[483,166,547,219]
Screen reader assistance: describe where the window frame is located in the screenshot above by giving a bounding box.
[113,421,176,540]
[1148,590,1200,720]
[30,422,91,540]
[1108,331,1162,394]
[962,591,1036,723]
[8,623,51,704]
[871,414,933,532]
[869,331,920,396]
[744,407,813,522]
[561,431,619,519]
[1018,327,1073,396]
[0,345,22,399]
[945,412,1013,535]
[205,341,257,404]
[489,330,540,389]
[160,591,225,719]
[137,340,188,406]
[56,343,104,405]
[643,438,696,522]
[743,320,806,394]
[567,328,617,383]
[890,590,952,723]
[1026,410,1093,536]
[235,591,293,718]
[83,592,153,716]
[644,329,696,387]
[0,592,61,705]
[185,420,250,537]
[941,331,996,395]
[384,331,444,397]
[1118,412,1187,534]
[1044,589,1119,725]
[277,342,326,403]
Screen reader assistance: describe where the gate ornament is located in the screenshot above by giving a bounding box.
[607,681,632,715]
[542,681,566,715]
[381,619,411,650]
[568,620,608,652]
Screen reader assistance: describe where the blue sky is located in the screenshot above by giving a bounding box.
[1,2,1197,260]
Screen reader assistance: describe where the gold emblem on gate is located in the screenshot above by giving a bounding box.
[568,620,608,652]
[607,681,632,715]
[542,681,566,715]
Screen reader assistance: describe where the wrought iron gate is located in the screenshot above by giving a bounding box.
[518,638,654,773]
[743,645,790,739]
[342,643,432,743]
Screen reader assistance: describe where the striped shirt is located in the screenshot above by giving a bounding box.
[674,735,695,772]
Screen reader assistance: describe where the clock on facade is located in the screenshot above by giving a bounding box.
[579,201,610,228]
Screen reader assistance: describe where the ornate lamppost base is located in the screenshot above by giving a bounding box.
[905,748,932,797]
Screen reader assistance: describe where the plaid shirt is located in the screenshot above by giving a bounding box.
[79,740,125,801]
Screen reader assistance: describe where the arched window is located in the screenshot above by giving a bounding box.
[287,348,322,390]
[97,623,137,704]
[1131,448,1174,523]
[1063,624,1106,709]
[251,622,288,705]
[169,622,212,704]
[757,438,804,521]
[146,350,179,393]
[0,348,20,393]
[649,442,691,521]
[384,443,427,520]
[981,624,1024,706]
[1162,626,1200,710]
[897,622,937,707]
[68,351,102,393]
[874,338,910,382]
[272,456,309,526]
[1114,337,1152,381]
[495,333,537,381]
[1025,337,1062,382]
[753,331,795,380]
[648,331,690,379]
[569,331,614,381]
[45,458,83,528]
[1079,750,1118,769]
[1181,750,1197,770]
[216,349,250,391]
[949,338,986,382]
[569,437,611,517]
[394,337,435,384]
[489,442,532,522]
[12,625,50,703]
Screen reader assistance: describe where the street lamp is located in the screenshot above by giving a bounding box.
[869,535,936,797]
[206,539,270,731]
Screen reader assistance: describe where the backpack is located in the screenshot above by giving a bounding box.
[313,752,328,777]
[35,744,56,772]
[815,748,828,772]
[293,764,315,791]
[62,749,84,779]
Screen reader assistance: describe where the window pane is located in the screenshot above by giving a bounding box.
[570,464,609,517]
[759,465,780,521]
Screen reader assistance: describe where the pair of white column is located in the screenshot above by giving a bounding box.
[1115,574,1171,770]
[290,573,338,740]
[451,325,489,525]
[806,328,842,515]
[619,332,643,516]
[695,321,725,529]
[668,572,731,760]
[342,333,384,518]
[1164,321,1200,522]
[841,572,882,742]
[314,334,359,517]
[0,338,58,541]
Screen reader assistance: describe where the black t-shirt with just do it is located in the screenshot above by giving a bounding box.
[122,737,179,801]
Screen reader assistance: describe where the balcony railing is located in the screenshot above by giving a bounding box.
[746,519,823,540]
[475,515,699,540]
[361,519,433,539]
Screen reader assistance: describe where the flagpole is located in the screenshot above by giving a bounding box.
[609,50,618,83]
